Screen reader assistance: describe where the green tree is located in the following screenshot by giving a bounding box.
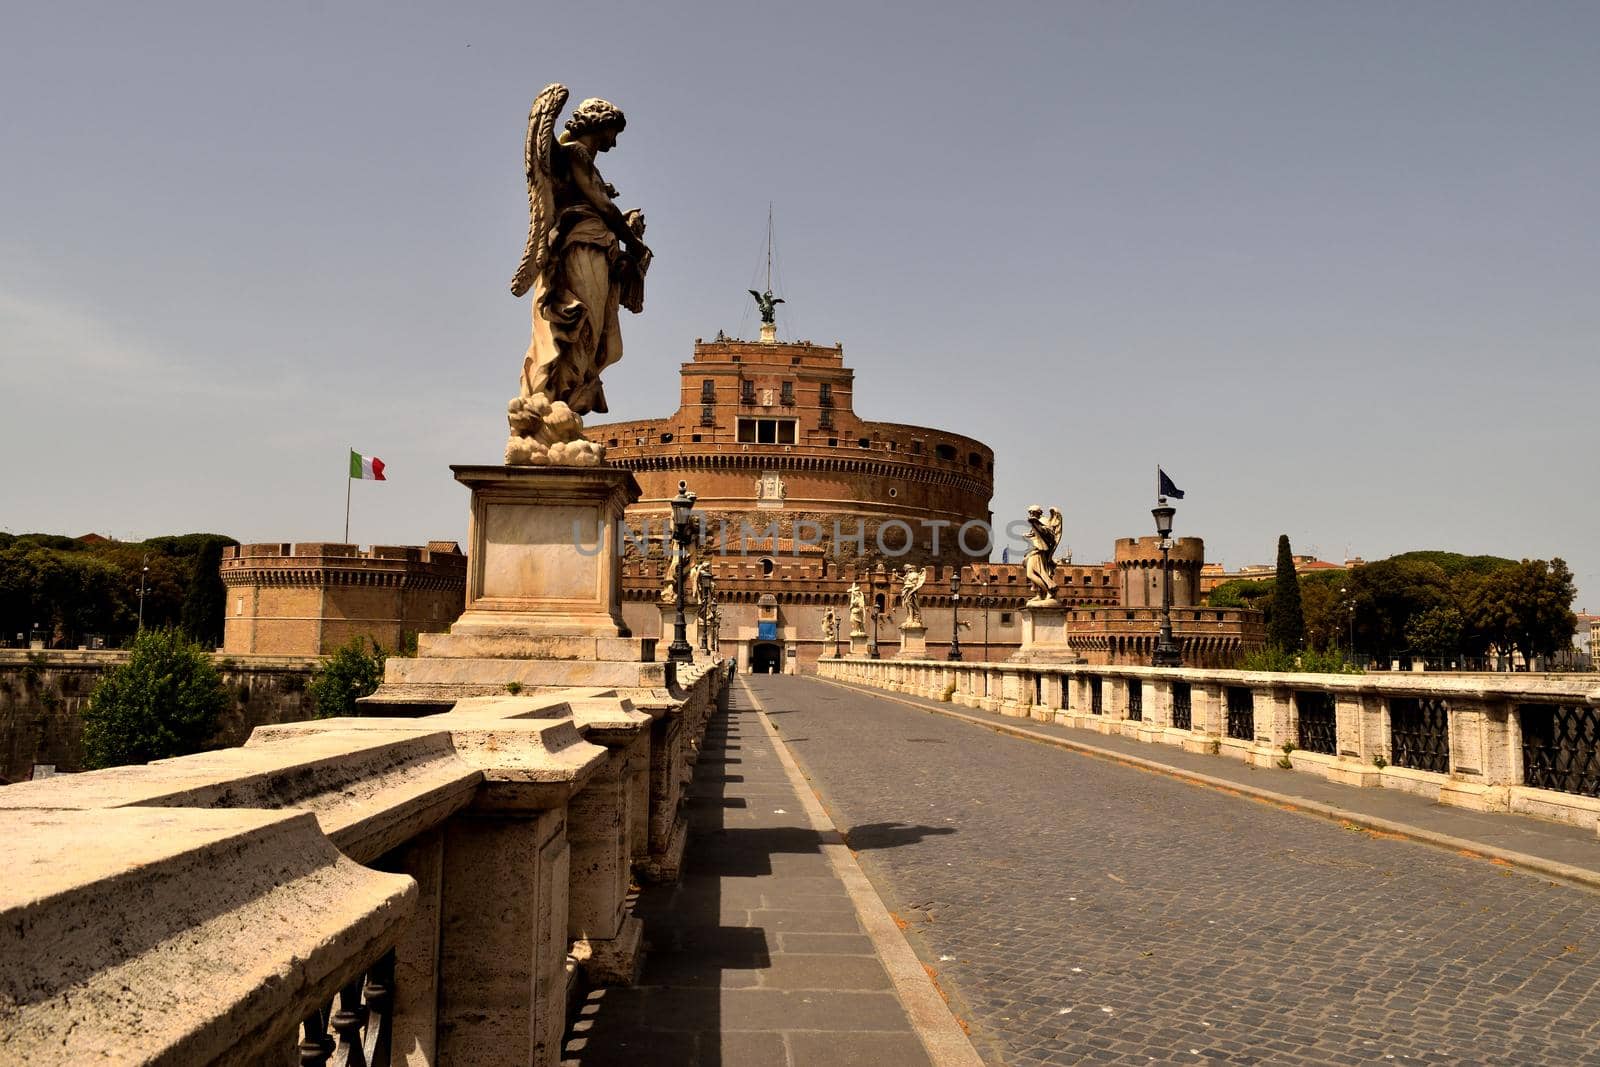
[1268,535,1304,652]
[82,627,229,768]
[1207,578,1273,612]
[181,538,229,648]
[1347,557,1452,663]
[1404,606,1465,666]
[309,638,387,718]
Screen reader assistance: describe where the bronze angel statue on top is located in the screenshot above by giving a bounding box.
[1022,505,1065,606]
[748,288,784,326]
[506,84,653,465]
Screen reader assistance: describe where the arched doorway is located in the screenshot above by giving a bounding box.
[750,642,782,674]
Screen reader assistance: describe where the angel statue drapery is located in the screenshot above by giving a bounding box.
[506,84,653,466]
[897,565,928,628]
[1023,505,1064,606]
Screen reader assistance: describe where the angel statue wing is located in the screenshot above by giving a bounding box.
[1045,508,1064,553]
[906,567,927,593]
[509,83,569,298]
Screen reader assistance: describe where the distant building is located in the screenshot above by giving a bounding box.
[1200,555,1354,595]
[221,542,466,656]
[587,330,1263,671]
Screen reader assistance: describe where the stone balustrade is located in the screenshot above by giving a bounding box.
[0,660,729,1066]
[819,655,1600,834]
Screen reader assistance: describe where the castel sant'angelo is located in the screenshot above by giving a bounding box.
[584,310,1264,673]
[220,305,1264,670]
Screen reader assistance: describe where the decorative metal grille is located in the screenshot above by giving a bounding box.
[1127,680,1143,721]
[1520,704,1600,798]
[1034,674,1044,706]
[1172,682,1192,731]
[299,949,395,1067]
[1226,686,1253,740]
[1090,676,1103,715]
[1389,697,1450,773]
[1296,691,1337,755]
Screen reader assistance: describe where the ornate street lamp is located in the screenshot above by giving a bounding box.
[137,553,150,632]
[868,566,883,659]
[1151,501,1182,667]
[668,480,697,664]
[948,568,963,661]
[697,567,714,653]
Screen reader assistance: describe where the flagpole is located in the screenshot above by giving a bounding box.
[344,448,353,543]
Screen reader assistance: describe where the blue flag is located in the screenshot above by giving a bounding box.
[1158,468,1185,500]
[1001,547,1010,564]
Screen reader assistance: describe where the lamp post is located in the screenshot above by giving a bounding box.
[667,480,697,664]
[697,569,713,653]
[868,566,883,659]
[1340,586,1356,662]
[948,568,963,661]
[1151,501,1182,667]
[137,553,150,632]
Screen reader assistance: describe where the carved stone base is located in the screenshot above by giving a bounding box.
[849,633,868,656]
[571,915,644,986]
[897,623,928,660]
[365,465,674,709]
[1011,604,1081,663]
[637,812,688,884]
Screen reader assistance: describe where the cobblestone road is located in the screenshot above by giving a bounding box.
[752,675,1600,1066]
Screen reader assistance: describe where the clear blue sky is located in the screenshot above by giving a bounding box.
[4,2,1597,609]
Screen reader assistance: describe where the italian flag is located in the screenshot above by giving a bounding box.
[349,449,386,481]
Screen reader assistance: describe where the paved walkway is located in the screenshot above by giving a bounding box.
[760,675,1600,1066]
[823,677,1600,884]
[562,680,971,1066]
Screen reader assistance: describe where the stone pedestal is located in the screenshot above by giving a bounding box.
[656,601,704,660]
[367,466,670,712]
[849,633,868,656]
[897,622,928,659]
[1011,602,1081,663]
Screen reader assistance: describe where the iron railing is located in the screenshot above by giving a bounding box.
[1172,682,1192,731]
[1226,686,1254,740]
[1090,676,1103,715]
[1389,697,1450,773]
[1296,691,1337,755]
[299,949,395,1067]
[1127,680,1142,722]
[1520,704,1600,798]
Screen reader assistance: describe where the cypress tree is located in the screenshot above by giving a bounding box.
[1269,534,1305,651]
[180,538,228,648]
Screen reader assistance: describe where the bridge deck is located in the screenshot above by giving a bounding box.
[758,675,1600,1065]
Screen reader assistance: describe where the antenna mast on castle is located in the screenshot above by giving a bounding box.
[749,203,784,343]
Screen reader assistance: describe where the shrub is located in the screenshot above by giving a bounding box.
[308,638,386,718]
[82,627,229,768]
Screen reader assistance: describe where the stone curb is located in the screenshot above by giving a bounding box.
[738,678,985,1067]
[819,677,1600,896]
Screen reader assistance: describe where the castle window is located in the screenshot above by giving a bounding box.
[740,379,755,403]
[761,557,775,577]
[935,443,957,462]
[700,405,715,427]
[910,439,923,455]
[700,378,715,401]
[235,597,243,616]
[969,452,982,467]
[737,417,797,444]
[780,381,795,405]
[691,433,702,443]
[1000,612,1014,625]
[660,432,674,444]
[886,441,896,451]
[857,437,871,449]
[818,383,833,407]
[819,408,833,430]
[608,438,618,447]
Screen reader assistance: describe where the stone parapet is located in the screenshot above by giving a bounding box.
[0,661,730,1066]
[820,656,1600,834]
